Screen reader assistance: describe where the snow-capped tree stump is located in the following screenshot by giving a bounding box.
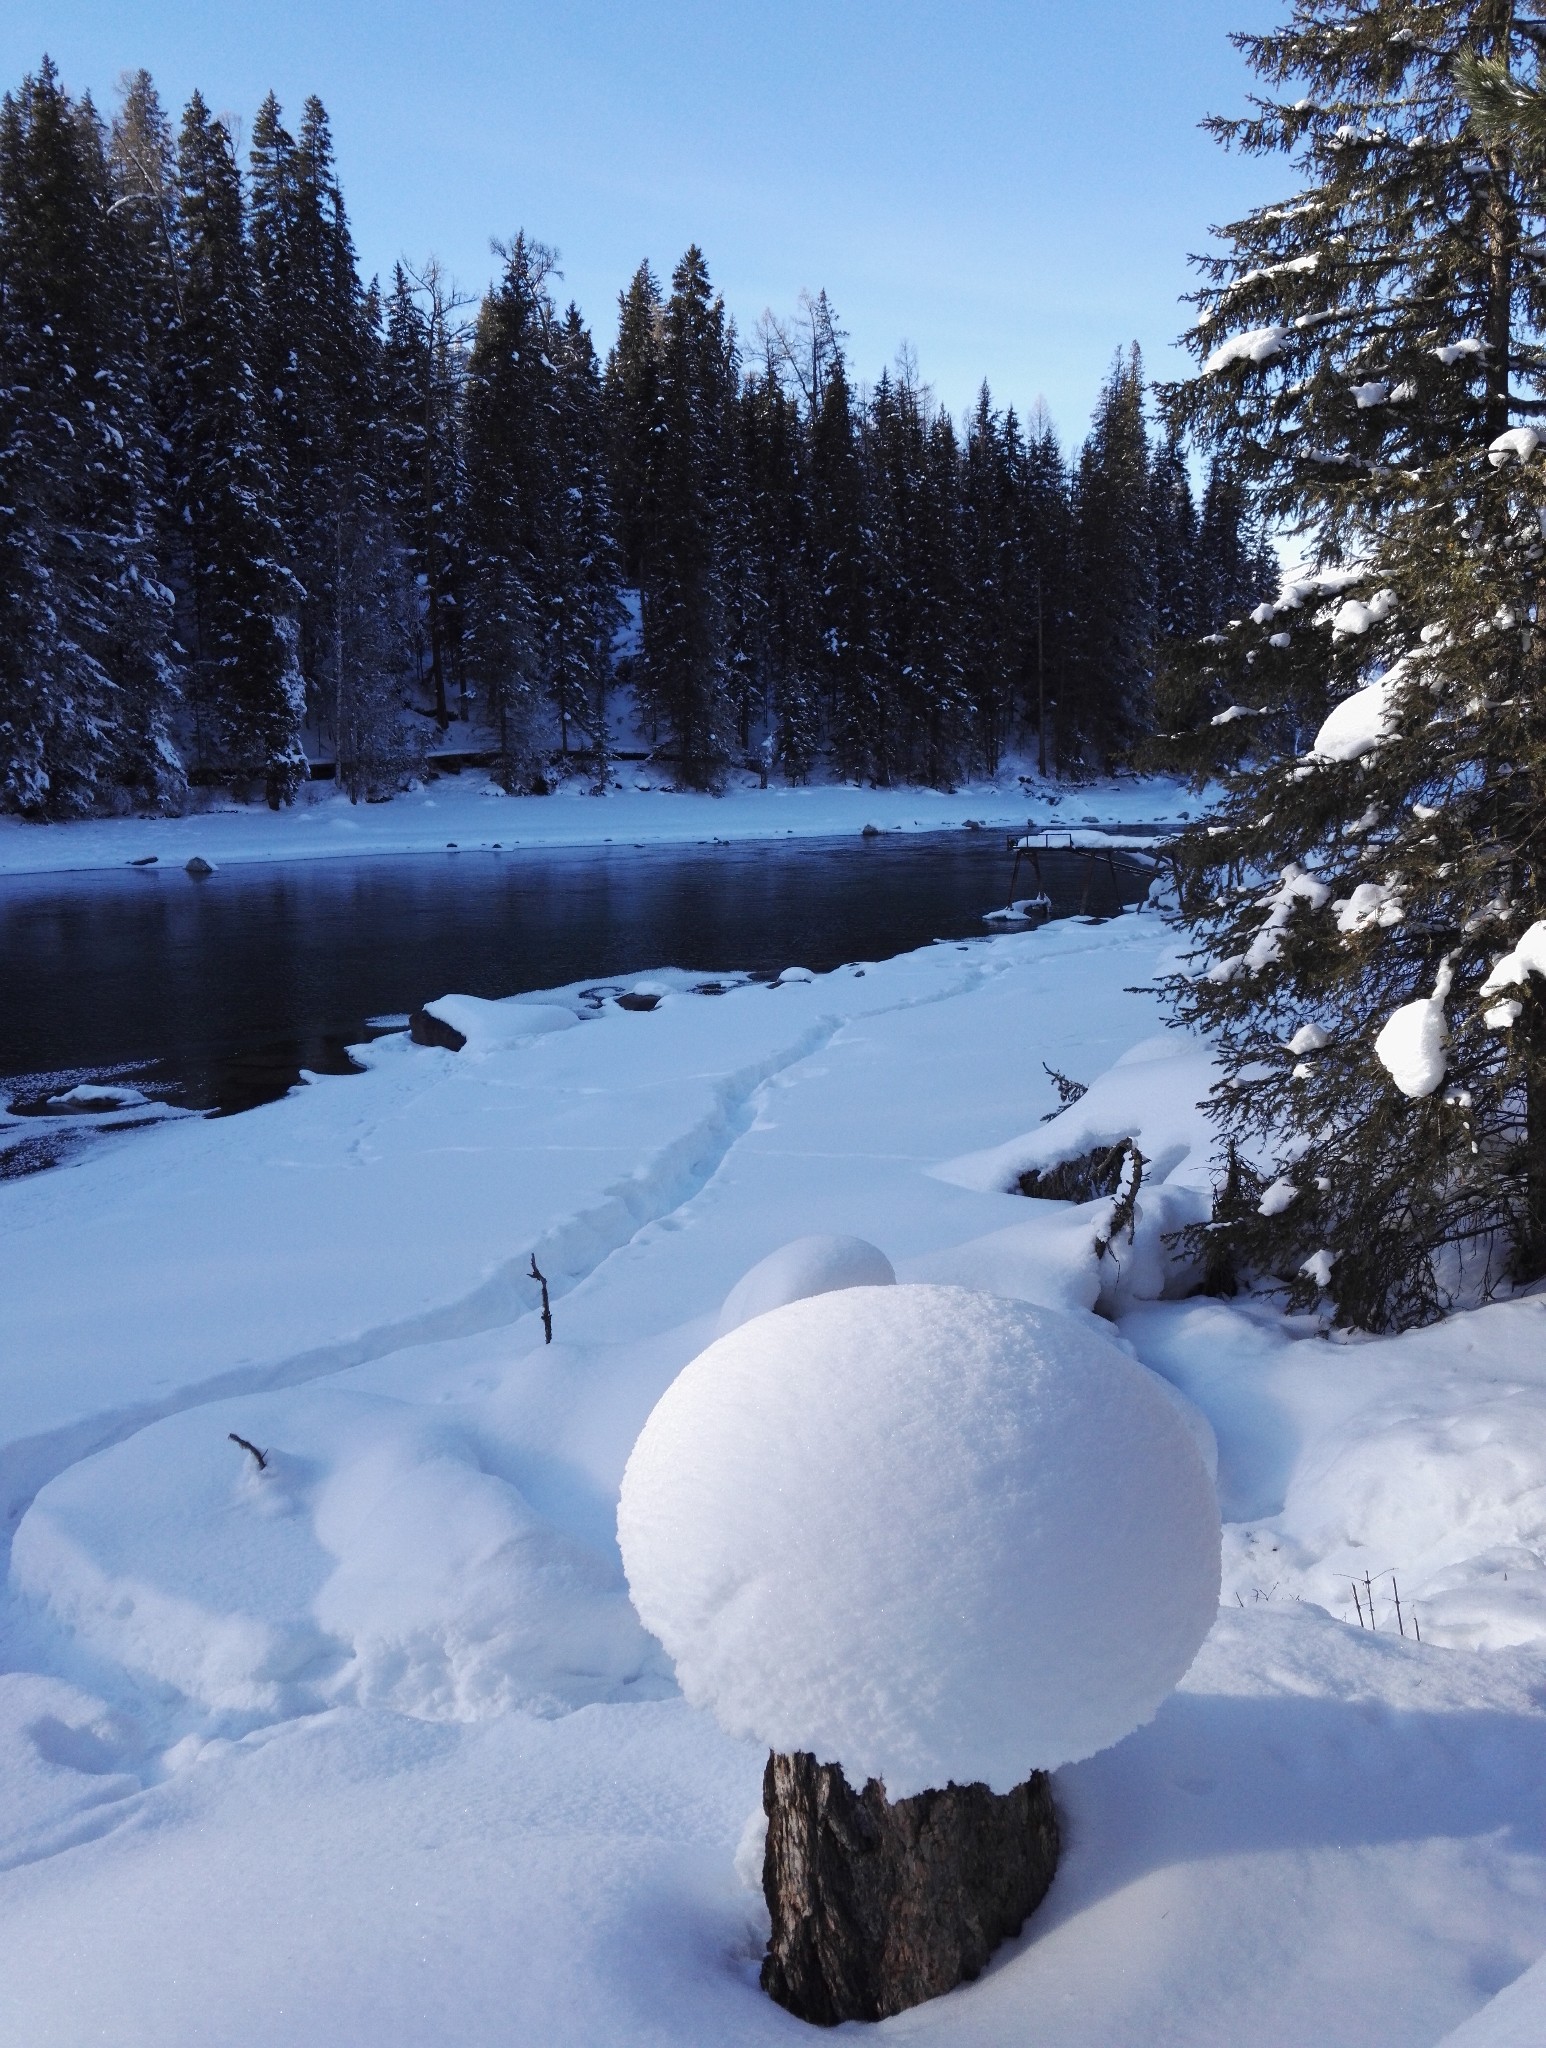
[618,1284,1220,2025]
[759,1750,1059,2026]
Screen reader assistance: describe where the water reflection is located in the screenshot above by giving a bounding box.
[0,833,1152,1122]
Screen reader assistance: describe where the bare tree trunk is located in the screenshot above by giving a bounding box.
[759,1750,1059,2027]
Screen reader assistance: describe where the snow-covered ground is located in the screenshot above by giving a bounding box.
[2,906,1545,2045]
[0,767,1196,876]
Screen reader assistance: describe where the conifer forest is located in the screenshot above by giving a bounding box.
[0,59,1275,817]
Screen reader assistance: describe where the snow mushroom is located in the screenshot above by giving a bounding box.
[618,1283,1221,1798]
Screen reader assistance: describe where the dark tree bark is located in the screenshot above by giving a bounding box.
[759,1750,1059,2026]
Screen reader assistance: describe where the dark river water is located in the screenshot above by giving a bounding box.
[0,833,1154,1150]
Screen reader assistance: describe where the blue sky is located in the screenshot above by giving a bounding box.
[5,1,1286,441]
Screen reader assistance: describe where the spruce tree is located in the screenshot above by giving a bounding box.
[1161,0,1546,1328]
[551,301,625,782]
[603,260,662,588]
[806,347,876,781]
[0,59,178,815]
[962,388,1029,775]
[1193,455,1276,635]
[381,259,469,729]
[463,232,562,790]
[1150,431,1199,648]
[171,91,305,802]
[738,361,820,778]
[639,246,740,789]
[1016,404,1073,778]
[867,365,971,785]
[249,94,382,751]
[1066,345,1156,771]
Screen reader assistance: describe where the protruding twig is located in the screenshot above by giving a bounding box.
[1413,1607,1421,1643]
[529,1254,553,1344]
[1351,1578,1365,1627]
[229,1432,267,1472]
[1391,1573,1405,1638]
[1364,1572,1375,1630]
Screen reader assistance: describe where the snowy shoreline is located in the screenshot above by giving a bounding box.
[2,912,1544,2045]
[0,771,1199,878]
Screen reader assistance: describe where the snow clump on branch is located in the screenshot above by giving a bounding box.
[1374,960,1454,1099]
[618,1284,1221,1798]
[1487,427,1541,468]
[1202,324,1289,374]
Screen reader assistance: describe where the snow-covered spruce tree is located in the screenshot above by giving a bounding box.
[1065,346,1157,772]
[0,60,179,817]
[170,93,305,804]
[550,301,625,781]
[602,260,663,591]
[806,346,877,782]
[738,359,820,778]
[962,388,1031,776]
[1016,404,1074,777]
[638,246,741,790]
[463,232,562,791]
[1161,0,1546,1329]
[381,260,469,730]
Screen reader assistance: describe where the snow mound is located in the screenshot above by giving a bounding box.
[717,1234,895,1336]
[420,994,578,1053]
[618,1284,1221,1795]
[12,1388,659,1725]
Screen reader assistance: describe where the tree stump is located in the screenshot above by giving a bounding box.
[759,1750,1060,2026]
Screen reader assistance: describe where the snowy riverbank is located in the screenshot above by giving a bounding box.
[0,770,1197,877]
[2,910,1545,2044]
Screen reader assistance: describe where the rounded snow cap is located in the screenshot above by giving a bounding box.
[716,1233,895,1336]
[619,1284,1220,1797]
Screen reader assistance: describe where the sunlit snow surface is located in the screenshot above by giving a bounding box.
[1,908,1546,2044]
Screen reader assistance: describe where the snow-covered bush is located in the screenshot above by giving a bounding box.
[619,1283,1220,1797]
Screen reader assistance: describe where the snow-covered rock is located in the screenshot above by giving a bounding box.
[716,1234,895,1336]
[44,1084,149,1110]
[618,1284,1221,1796]
[417,994,579,1054]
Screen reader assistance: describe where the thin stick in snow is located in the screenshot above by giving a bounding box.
[1351,1578,1365,1627]
[1391,1574,1405,1638]
[1364,1572,1375,1629]
[530,1254,553,1344]
[228,1432,267,1472]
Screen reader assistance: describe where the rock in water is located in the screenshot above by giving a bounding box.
[760,1750,1059,2025]
[185,855,215,876]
